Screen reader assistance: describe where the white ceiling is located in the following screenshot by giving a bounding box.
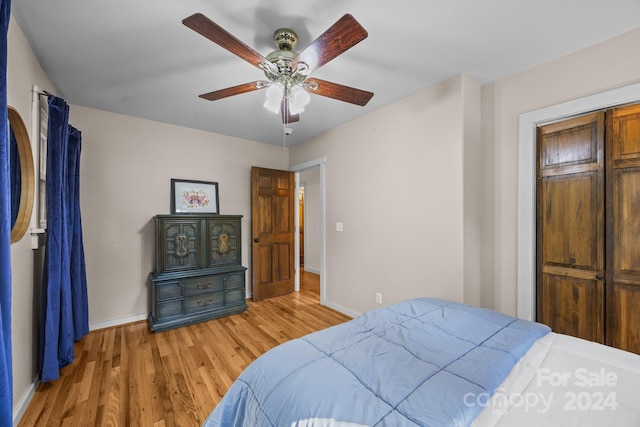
[12,0,640,146]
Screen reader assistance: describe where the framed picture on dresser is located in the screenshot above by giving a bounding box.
[171,178,219,214]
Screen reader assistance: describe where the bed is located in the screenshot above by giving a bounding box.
[203,298,640,426]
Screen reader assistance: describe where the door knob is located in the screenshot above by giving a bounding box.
[595,274,604,280]
[254,237,260,243]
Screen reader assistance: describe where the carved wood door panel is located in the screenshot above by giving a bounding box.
[251,166,295,301]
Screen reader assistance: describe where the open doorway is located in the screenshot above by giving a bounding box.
[297,172,320,302]
[291,157,326,304]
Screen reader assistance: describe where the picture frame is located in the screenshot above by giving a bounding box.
[170,178,220,214]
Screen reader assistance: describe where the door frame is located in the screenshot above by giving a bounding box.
[290,157,326,303]
[298,182,305,271]
[517,82,640,320]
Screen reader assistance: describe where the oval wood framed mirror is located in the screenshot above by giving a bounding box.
[8,106,35,243]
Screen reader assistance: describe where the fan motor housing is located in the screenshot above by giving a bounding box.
[273,28,298,51]
[266,28,301,76]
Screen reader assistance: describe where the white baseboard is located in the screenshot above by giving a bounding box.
[303,266,320,275]
[89,313,148,331]
[321,299,360,319]
[13,377,38,427]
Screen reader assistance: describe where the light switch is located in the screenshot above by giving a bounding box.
[336,222,344,232]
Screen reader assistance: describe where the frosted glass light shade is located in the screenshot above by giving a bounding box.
[289,85,310,114]
[264,82,284,114]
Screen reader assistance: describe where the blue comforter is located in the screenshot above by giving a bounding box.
[203,298,550,426]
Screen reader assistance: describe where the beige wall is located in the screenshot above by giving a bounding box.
[7,16,54,418]
[462,74,483,307]
[290,74,475,315]
[71,106,285,327]
[482,27,640,316]
[289,26,640,318]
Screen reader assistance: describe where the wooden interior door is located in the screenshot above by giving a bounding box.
[606,104,640,353]
[537,112,605,343]
[251,166,295,301]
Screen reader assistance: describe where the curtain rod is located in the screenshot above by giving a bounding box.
[38,90,54,97]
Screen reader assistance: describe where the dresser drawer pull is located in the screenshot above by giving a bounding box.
[197,282,214,289]
[197,298,214,306]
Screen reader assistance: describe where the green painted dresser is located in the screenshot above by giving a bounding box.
[148,214,248,332]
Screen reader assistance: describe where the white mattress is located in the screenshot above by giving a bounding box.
[473,332,640,426]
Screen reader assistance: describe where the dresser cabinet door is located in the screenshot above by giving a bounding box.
[157,218,201,273]
[205,217,241,268]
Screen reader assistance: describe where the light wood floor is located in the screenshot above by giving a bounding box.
[18,270,350,427]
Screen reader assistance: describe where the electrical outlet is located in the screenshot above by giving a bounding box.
[376,292,382,305]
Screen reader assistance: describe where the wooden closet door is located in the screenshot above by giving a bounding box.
[537,112,605,343]
[606,104,640,353]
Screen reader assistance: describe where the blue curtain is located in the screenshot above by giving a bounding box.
[9,130,18,226]
[0,0,12,424]
[39,96,88,382]
[67,127,88,340]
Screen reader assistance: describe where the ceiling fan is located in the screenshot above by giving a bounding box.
[182,13,374,124]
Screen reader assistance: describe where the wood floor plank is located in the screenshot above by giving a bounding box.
[17,270,351,427]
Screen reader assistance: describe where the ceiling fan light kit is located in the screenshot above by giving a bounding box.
[182,13,374,125]
[261,29,312,117]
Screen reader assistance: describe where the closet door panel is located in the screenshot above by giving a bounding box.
[537,112,605,343]
[539,273,603,341]
[540,174,599,269]
[607,104,640,354]
[614,169,640,274]
[610,287,640,352]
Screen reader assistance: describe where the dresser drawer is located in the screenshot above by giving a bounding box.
[180,275,224,296]
[156,281,182,301]
[224,288,245,305]
[156,299,183,320]
[224,271,245,290]
[184,292,223,314]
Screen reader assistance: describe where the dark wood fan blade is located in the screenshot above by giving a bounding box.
[305,78,373,106]
[199,81,268,101]
[281,98,300,123]
[183,13,269,69]
[291,14,368,73]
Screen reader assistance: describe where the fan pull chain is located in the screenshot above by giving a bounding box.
[282,113,287,168]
